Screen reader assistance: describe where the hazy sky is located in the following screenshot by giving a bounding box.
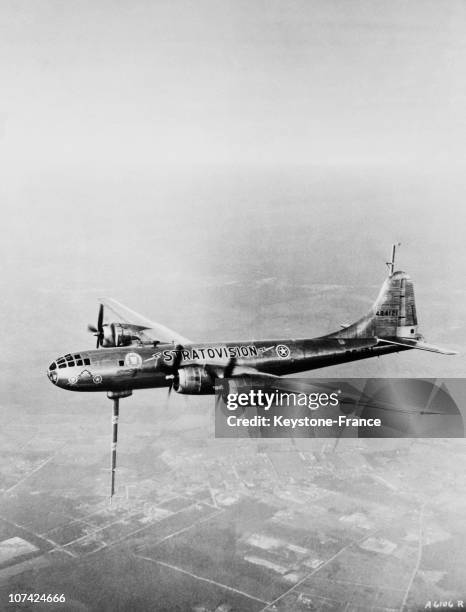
[1,10,465,609]
[1,0,466,171]
[1,0,466,410]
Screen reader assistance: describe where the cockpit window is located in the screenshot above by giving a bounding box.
[54,355,89,367]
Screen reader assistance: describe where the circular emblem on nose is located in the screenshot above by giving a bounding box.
[275,344,291,359]
[93,375,103,384]
[68,376,78,385]
[124,352,142,368]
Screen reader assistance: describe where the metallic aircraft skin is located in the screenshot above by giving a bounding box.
[47,251,456,396]
[46,247,457,498]
[47,338,404,393]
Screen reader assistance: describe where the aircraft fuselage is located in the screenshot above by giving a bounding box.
[47,337,406,393]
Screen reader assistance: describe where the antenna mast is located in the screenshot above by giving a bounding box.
[386,243,400,276]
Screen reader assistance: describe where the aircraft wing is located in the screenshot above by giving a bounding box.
[229,366,279,379]
[99,297,192,345]
[377,337,458,355]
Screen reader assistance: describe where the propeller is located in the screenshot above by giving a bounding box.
[164,351,237,402]
[223,357,237,379]
[205,357,237,409]
[165,344,184,397]
[88,304,104,348]
[205,357,236,384]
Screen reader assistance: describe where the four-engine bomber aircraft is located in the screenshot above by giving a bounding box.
[47,246,456,497]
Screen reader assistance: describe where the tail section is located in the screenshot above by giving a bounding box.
[326,244,456,354]
[372,270,418,339]
[331,270,420,340]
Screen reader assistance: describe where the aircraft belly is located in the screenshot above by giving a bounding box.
[108,368,167,391]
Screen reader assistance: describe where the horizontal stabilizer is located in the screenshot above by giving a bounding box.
[377,338,458,355]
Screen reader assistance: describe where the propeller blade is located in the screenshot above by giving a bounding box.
[162,346,184,404]
[224,357,236,379]
[165,374,176,399]
[97,303,104,332]
[204,358,236,385]
[164,345,183,401]
[172,344,183,371]
[88,304,105,348]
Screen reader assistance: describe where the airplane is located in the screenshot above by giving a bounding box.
[47,245,456,498]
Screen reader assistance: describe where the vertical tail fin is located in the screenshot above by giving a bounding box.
[330,270,419,340]
[370,270,418,339]
[327,246,456,353]
[329,244,420,340]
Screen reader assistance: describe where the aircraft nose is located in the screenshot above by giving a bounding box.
[47,361,58,384]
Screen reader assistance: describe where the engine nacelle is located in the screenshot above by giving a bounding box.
[174,366,215,394]
[102,323,135,347]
